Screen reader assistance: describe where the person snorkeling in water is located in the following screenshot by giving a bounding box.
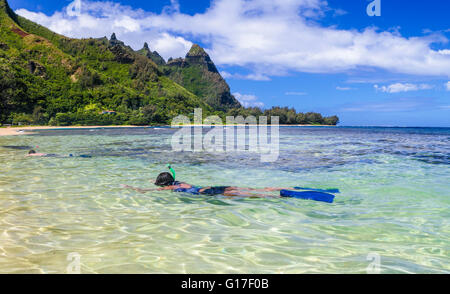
[26,149,48,157]
[121,165,290,198]
[26,149,92,158]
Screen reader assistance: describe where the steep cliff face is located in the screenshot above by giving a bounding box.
[163,44,241,111]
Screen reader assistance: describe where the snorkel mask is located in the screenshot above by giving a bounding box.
[167,164,176,180]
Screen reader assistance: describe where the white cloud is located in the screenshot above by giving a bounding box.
[15,1,192,60]
[15,0,450,78]
[220,71,270,81]
[66,0,82,17]
[220,71,233,79]
[285,92,307,96]
[374,83,434,93]
[446,81,450,91]
[336,86,354,91]
[233,92,264,107]
[152,33,192,60]
[113,15,141,32]
[341,97,437,112]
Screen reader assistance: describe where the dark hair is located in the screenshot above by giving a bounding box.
[155,172,175,186]
[28,150,36,154]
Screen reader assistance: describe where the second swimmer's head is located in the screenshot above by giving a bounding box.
[154,172,175,186]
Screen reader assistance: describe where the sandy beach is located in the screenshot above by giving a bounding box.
[0,125,145,136]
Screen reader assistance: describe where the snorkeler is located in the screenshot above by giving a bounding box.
[26,149,92,158]
[122,168,291,198]
[121,165,338,203]
[26,150,48,157]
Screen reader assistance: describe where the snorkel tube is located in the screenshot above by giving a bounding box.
[167,164,176,180]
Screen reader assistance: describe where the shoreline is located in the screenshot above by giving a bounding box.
[0,124,335,137]
[0,125,147,136]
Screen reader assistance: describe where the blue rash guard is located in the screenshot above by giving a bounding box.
[173,186,202,195]
[171,181,202,195]
[171,182,230,196]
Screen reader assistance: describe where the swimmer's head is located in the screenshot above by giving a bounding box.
[28,150,36,154]
[154,172,175,187]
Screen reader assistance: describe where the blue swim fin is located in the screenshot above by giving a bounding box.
[294,187,340,193]
[281,190,335,203]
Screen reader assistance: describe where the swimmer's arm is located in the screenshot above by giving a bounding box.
[157,183,190,191]
[121,184,158,193]
[156,185,178,191]
[120,184,177,193]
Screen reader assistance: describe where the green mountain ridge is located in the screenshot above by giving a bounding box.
[0,0,217,125]
[0,0,338,126]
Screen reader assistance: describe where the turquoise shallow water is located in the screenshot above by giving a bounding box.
[0,126,449,273]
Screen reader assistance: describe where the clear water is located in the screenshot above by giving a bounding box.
[0,126,449,273]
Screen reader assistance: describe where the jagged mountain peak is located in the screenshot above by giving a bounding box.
[109,32,127,48]
[186,44,208,58]
[137,42,166,66]
[184,44,218,73]
[164,43,241,110]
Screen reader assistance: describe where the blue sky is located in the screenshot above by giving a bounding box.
[9,0,450,126]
